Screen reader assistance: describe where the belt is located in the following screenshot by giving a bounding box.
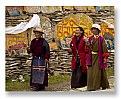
[92,51,98,54]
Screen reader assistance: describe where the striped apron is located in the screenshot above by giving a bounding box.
[31,56,46,84]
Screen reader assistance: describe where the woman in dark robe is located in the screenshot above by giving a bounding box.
[68,27,87,89]
[86,24,110,91]
[27,27,50,91]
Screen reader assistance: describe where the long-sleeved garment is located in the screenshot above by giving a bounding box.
[70,35,87,72]
[86,36,110,91]
[28,37,50,91]
[70,35,87,88]
[30,37,50,59]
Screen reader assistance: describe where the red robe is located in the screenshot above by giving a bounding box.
[70,36,87,73]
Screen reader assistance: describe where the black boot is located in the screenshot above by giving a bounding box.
[39,85,45,91]
[102,87,106,90]
[32,86,40,91]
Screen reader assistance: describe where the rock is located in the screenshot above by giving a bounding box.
[53,71,60,76]
[26,60,32,66]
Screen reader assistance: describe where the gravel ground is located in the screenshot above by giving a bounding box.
[45,76,114,92]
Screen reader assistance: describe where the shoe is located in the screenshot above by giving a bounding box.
[87,89,95,91]
[32,87,40,91]
[102,87,106,90]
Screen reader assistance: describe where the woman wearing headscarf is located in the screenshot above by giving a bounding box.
[68,27,87,89]
[27,26,50,91]
[86,24,110,91]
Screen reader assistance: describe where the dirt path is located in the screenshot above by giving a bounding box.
[45,76,114,92]
[46,80,71,91]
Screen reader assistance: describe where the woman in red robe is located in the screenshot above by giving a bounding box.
[69,27,87,89]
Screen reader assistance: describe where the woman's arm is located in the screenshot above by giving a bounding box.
[43,40,50,60]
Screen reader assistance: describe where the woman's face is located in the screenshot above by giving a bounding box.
[75,28,83,37]
[34,31,41,38]
[91,28,99,35]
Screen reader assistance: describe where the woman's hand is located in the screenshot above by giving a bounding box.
[68,48,72,53]
[103,58,107,63]
[45,59,49,63]
[27,46,30,51]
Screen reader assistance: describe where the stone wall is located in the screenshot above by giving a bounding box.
[5,49,114,80]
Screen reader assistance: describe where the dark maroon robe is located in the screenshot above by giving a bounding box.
[30,37,50,59]
[28,37,50,91]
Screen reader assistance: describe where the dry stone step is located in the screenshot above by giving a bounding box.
[10,63,20,66]
[109,53,114,55]
[62,67,70,69]
[54,69,62,71]
[8,67,18,70]
[108,57,114,60]
[59,72,71,75]
[107,60,114,63]
[49,67,55,70]
[5,49,114,80]
[7,58,19,60]
[53,71,61,76]
[60,59,70,61]
[5,61,17,65]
